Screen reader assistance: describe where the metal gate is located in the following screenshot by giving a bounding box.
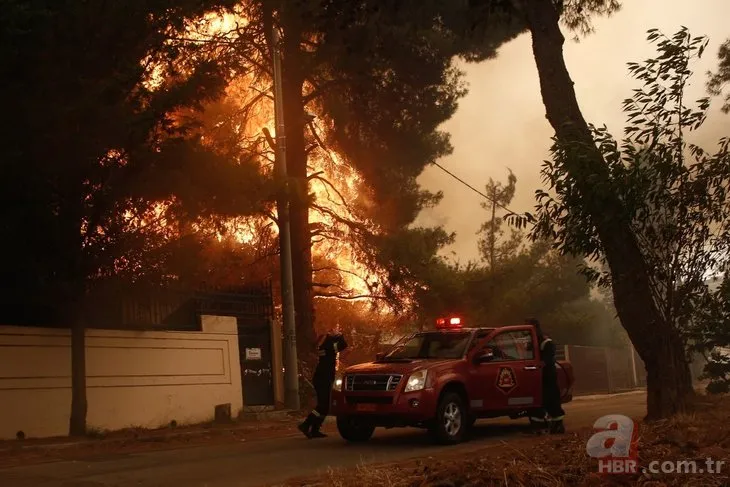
[197,283,275,407]
[238,321,275,406]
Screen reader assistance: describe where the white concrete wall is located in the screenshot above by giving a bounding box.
[0,315,242,440]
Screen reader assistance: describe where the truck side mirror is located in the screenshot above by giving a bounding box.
[474,348,495,364]
[375,352,385,361]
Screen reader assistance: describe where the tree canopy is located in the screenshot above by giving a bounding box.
[0,0,273,325]
[510,23,730,416]
[531,28,730,336]
[0,0,278,435]
[5,0,700,431]
[478,170,518,269]
[708,38,730,113]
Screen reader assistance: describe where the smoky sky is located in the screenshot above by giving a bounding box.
[415,0,730,263]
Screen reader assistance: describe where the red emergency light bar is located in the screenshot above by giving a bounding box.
[436,316,462,329]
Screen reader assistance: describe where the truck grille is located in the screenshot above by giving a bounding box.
[345,396,393,405]
[345,374,402,392]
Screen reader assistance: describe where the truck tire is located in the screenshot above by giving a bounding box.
[336,416,375,443]
[429,392,467,444]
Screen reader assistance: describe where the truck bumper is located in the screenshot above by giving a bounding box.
[330,388,438,426]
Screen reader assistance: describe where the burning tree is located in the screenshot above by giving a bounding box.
[1,0,604,435]
[0,0,273,435]
[168,1,528,363]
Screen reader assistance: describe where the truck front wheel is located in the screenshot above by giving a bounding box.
[336,416,375,442]
[429,392,467,444]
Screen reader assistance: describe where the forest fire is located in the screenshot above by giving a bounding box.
[7,0,726,460]
[225,74,379,300]
[175,12,387,305]
[114,6,399,329]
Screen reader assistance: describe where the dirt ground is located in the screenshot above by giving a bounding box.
[284,395,730,487]
[0,412,309,469]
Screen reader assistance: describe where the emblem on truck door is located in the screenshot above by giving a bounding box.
[496,366,518,395]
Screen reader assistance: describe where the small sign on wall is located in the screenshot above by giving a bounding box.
[245,347,262,360]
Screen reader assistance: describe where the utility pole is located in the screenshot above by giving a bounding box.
[271,25,300,411]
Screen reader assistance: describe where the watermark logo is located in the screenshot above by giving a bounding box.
[586,414,726,475]
[586,414,638,474]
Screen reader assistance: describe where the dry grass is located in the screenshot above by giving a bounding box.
[285,395,730,487]
[0,415,305,468]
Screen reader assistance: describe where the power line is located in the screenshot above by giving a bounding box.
[431,161,517,215]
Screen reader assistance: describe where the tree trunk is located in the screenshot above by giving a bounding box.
[519,0,693,418]
[64,259,87,437]
[643,325,694,419]
[281,21,316,366]
[66,267,87,437]
[489,188,496,271]
[69,320,87,436]
[59,195,88,436]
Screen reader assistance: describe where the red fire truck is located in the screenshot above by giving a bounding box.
[329,318,574,444]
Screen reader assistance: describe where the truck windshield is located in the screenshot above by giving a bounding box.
[384,331,471,360]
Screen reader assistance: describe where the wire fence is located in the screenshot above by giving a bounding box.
[560,344,644,395]
[81,282,274,331]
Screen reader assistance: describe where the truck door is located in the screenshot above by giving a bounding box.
[510,326,542,408]
[468,327,541,411]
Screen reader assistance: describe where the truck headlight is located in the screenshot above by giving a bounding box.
[404,370,428,392]
[333,377,343,391]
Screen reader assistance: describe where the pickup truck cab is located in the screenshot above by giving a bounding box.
[330,319,574,444]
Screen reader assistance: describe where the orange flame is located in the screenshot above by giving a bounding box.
[216,64,383,303]
[130,9,399,313]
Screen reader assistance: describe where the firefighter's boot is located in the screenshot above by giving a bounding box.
[524,416,547,436]
[549,419,565,434]
[310,416,327,438]
[298,414,315,438]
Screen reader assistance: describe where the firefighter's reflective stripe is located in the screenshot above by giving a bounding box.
[529,416,547,423]
[540,338,552,350]
[311,409,321,417]
[334,342,339,353]
[548,415,564,421]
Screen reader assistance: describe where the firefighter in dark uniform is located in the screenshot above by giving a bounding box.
[298,331,348,439]
[527,318,566,434]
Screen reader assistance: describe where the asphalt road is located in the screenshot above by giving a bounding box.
[0,392,645,487]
